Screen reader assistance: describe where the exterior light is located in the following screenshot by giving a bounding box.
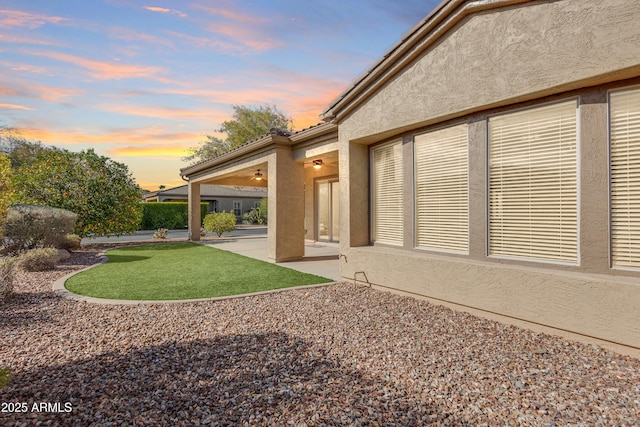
[313,159,323,169]
[253,170,264,181]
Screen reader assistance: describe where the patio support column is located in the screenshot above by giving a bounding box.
[188,181,201,241]
[268,146,305,262]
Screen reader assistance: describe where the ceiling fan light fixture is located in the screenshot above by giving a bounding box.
[312,159,323,169]
[254,170,264,181]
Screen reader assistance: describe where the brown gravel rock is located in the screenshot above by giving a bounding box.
[0,247,639,426]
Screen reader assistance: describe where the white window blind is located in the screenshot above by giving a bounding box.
[414,124,468,252]
[489,100,577,262]
[372,141,403,245]
[610,87,640,268]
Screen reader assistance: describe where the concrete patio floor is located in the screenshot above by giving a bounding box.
[201,236,340,281]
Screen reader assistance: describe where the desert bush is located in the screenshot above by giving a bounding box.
[0,154,13,238]
[2,205,77,255]
[203,211,237,237]
[153,228,168,239]
[242,207,266,225]
[17,248,59,272]
[140,202,207,230]
[241,198,268,225]
[57,234,82,251]
[0,257,15,303]
[0,366,11,389]
[258,197,268,223]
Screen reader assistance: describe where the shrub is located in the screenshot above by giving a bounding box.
[259,197,268,224]
[57,234,82,251]
[203,211,236,237]
[140,203,208,230]
[12,148,143,238]
[2,205,77,255]
[0,366,11,389]
[0,154,13,238]
[242,207,266,225]
[17,248,59,272]
[0,257,15,303]
[153,228,168,239]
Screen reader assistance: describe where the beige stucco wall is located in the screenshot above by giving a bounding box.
[341,0,640,143]
[336,0,640,349]
[340,246,640,348]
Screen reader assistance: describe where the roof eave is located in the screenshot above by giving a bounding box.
[321,0,532,122]
[180,133,289,178]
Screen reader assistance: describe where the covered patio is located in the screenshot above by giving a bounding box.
[180,123,339,264]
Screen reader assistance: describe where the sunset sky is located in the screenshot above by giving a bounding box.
[0,0,439,190]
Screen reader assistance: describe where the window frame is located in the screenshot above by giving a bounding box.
[370,139,404,246]
[413,123,470,254]
[486,98,580,265]
[608,85,640,270]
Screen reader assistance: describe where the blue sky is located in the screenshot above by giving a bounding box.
[0,0,439,189]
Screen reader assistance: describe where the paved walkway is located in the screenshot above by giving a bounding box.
[202,236,341,281]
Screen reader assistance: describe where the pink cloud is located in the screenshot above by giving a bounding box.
[0,103,34,111]
[0,61,50,75]
[29,50,165,80]
[164,30,239,53]
[0,9,68,29]
[108,27,174,49]
[144,6,188,18]
[19,126,199,148]
[108,144,192,157]
[97,104,227,123]
[190,4,280,52]
[0,34,56,45]
[208,23,279,51]
[0,80,82,102]
[194,6,264,24]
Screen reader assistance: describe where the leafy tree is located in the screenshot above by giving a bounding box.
[0,154,13,237]
[183,104,292,164]
[182,135,230,164]
[12,148,143,238]
[221,104,293,149]
[0,126,53,169]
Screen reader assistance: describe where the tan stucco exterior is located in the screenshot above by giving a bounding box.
[181,0,640,351]
[181,125,339,263]
[326,0,640,350]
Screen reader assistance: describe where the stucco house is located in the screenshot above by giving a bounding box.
[181,0,640,351]
[143,184,267,220]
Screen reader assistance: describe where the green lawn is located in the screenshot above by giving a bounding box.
[65,242,332,300]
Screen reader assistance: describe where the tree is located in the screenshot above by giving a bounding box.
[221,104,293,149]
[12,148,143,238]
[182,135,230,164]
[0,126,53,169]
[183,104,293,164]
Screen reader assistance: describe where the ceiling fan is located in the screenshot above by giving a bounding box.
[250,169,266,181]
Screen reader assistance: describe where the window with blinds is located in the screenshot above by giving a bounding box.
[414,124,468,252]
[371,140,403,245]
[610,87,640,268]
[488,100,578,263]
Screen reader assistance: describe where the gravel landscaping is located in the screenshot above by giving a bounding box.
[1,247,639,426]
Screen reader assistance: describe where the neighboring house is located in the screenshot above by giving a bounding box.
[143,184,267,220]
[181,0,640,351]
